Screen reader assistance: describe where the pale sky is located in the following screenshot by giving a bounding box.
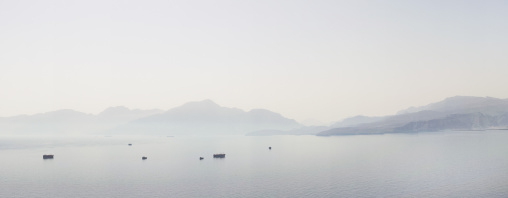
[1,0,507,124]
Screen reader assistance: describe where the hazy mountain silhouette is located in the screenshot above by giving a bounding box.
[0,107,163,135]
[397,96,508,115]
[97,106,163,125]
[331,115,383,128]
[107,100,302,136]
[0,100,300,136]
[0,109,94,134]
[318,96,508,136]
[246,126,330,136]
[392,112,508,133]
[4,96,505,136]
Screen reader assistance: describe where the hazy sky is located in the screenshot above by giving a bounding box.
[1,0,507,124]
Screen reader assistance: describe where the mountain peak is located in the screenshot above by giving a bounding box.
[200,99,219,106]
[112,100,302,135]
[443,95,492,102]
[397,96,506,115]
[99,106,131,115]
[179,99,220,109]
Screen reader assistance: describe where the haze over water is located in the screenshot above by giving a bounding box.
[1,131,507,197]
[2,1,508,197]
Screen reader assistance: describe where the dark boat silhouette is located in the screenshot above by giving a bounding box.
[128,144,132,146]
[199,157,204,160]
[269,146,271,150]
[213,154,225,158]
[142,156,147,160]
[43,154,54,159]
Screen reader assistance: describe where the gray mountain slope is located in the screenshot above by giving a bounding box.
[0,107,163,135]
[397,96,508,115]
[318,96,508,136]
[331,115,383,128]
[0,109,95,134]
[246,125,330,136]
[107,100,302,136]
[392,112,508,133]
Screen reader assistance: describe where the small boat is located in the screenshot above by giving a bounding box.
[128,144,132,146]
[213,154,225,158]
[199,157,204,160]
[43,154,54,159]
[269,146,271,150]
[142,156,147,160]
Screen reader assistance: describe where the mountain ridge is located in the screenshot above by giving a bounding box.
[107,100,302,136]
[0,107,163,135]
[0,100,302,136]
[2,96,507,136]
[319,96,508,136]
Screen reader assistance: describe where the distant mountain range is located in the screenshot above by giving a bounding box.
[107,100,302,136]
[246,126,330,136]
[0,100,301,136]
[2,96,507,136]
[318,96,508,136]
[0,107,163,135]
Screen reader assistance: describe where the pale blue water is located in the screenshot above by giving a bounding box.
[1,131,508,197]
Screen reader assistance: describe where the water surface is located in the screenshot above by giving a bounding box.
[1,131,507,197]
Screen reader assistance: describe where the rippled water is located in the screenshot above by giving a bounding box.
[1,131,508,197]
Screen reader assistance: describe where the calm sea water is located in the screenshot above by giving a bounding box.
[1,131,507,198]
